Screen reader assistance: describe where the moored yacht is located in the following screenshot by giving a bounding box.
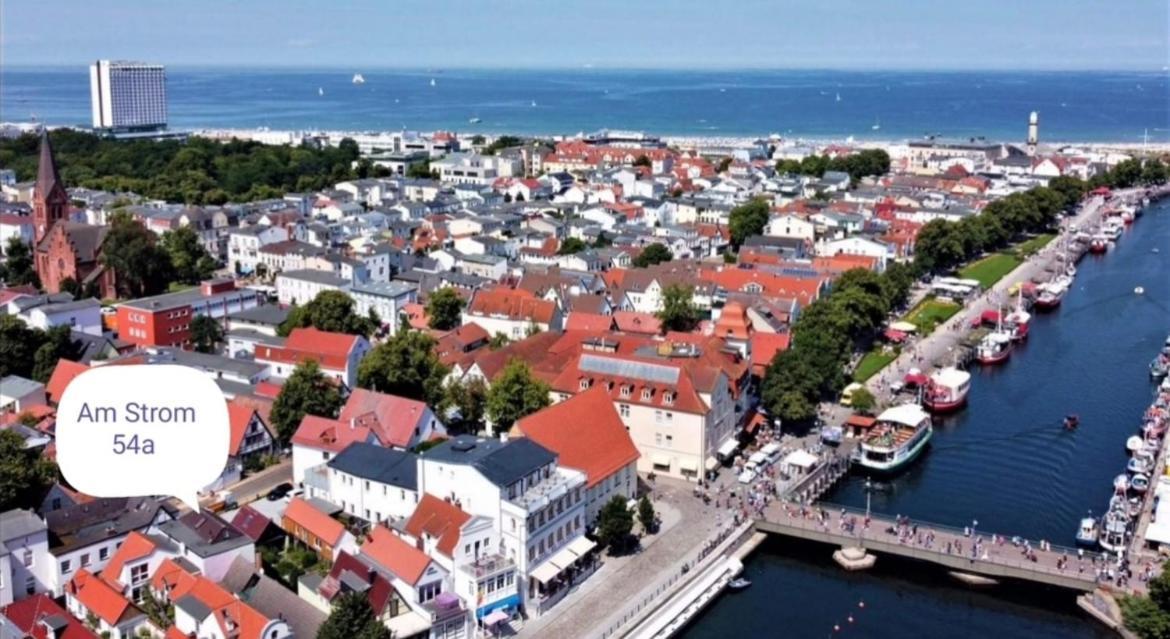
[853,404,933,472]
[922,367,972,413]
[1098,509,1129,554]
[1075,516,1099,548]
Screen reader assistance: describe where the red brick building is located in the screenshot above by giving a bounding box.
[116,278,262,347]
[33,130,116,297]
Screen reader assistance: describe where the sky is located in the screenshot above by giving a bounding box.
[3,0,1168,71]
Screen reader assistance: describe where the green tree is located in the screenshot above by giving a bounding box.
[101,217,175,298]
[317,591,392,639]
[913,219,965,274]
[483,135,523,155]
[633,154,652,168]
[443,377,487,435]
[0,315,47,379]
[637,494,657,534]
[728,198,770,249]
[425,288,465,331]
[357,330,449,406]
[849,387,876,415]
[190,315,224,353]
[596,496,635,552]
[484,359,550,430]
[0,429,58,511]
[656,284,699,333]
[557,237,588,255]
[406,160,435,180]
[0,237,40,288]
[269,360,343,444]
[161,226,216,284]
[1047,175,1087,210]
[632,243,673,268]
[488,333,510,350]
[32,326,78,383]
[1122,565,1170,639]
[279,290,378,337]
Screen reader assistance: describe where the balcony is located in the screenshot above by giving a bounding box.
[458,553,515,579]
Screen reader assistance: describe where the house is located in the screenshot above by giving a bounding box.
[766,214,815,242]
[229,506,284,548]
[254,327,370,389]
[46,360,89,404]
[1,592,98,639]
[10,295,102,337]
[358,526,467,638]
[228,225,289,275]
[151,562,292,639]
[815,236,892,270]
[96,531,173,602]
[280,497,357,563]
[512,388,640,524]
[155,510,255,582]
[297,550,418,636]
[0,509,52,605]
[461,288,561,339]
[218,557,325,639]
[275,269,350,305]
[0,376,47,416]
[223,397,277,477]
[339,388,447,451]
[313,443,419,523]
[348,281,418,336]
[64,570,146,639]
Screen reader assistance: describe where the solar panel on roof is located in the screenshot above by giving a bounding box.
[579,353,679,384]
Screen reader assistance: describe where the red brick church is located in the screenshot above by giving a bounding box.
[33,130,116,298]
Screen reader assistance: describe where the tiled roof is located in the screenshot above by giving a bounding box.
[291,414,379,453]
[46,359,88,404]
[318,551,396,615]
[403,494,470,559]
[338,389,430,449]
[98,531,157,589]
[612,311,661,335]
[514,387,639,488]
[750,332,792,376]
[226,397,272,456]
[466,287,556,324]
[230,505,274,543]
[565,312,614,332]
[359,525,431,585]
[713,302,751,340]
[1,593,98,639]
[67,569,139,626]
[255,327,358,370]
[283,497,347,546]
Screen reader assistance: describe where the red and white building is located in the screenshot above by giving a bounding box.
[254,327,370,389]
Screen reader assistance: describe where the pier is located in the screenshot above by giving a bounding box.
[755,502,1103,592]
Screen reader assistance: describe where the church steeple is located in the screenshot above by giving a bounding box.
[33,129,69,244]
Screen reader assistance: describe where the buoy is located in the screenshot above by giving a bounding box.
[1135,286,1145,295]
[858,601,865,609]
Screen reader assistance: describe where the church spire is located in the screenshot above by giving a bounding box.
[35,128,64,200]
[33,128,69,245]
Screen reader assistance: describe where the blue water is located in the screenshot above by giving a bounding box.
[686,200,1170,638]
[2,67,1168,142]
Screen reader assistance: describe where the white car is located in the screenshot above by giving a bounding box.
[737,467,758,484]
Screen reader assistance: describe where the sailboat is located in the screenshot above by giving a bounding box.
[872,118,881,131]
[531,100,538,107]
[430,78,437,87]
[835,92,841,102]
[317,87,324,97]
[352,74,365,84]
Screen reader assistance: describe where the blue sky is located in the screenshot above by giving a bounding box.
[3,0,1167,70]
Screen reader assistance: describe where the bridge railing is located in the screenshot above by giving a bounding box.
[762,502,1106,585]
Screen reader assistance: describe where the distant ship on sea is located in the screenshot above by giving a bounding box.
[352,74,365,85]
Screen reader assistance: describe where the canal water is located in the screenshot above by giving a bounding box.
[683,200,1169,639]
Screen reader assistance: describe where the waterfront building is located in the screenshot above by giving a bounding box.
[89,60,167,134]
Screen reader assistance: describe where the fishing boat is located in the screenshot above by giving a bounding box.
[1131,474,1151,493]
[1089,234,1109,254]
[352,73,365,84]
[1127,456,1152,475]
[1102,221,1124,241]
[728,577,752,591]
[853,404,933,473]
[1114,474,1130,493]
[922,367,972,413]
[1120,208,1135,224]
[1075,516,1099,547]
[1034,276,1070,310]
[1098,509,1129,553]
[1064,414,1080,430]
[975,330,1013,365]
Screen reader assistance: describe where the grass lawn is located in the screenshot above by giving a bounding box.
[167,282,197,293]
[1011,233,1056,258]
[958,253,1022,289]
[903,298,962,334]
[854,348,899,382]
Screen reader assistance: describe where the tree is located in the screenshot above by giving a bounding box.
[0,429,57,511]
[443,377,487,435]
[596,496,635,552]
[161,226,216,285]
[849,387,876,415]
[637,495,657,534]
[269,360,343,444]
[656,284,699,333]
[0,315,47,379]
[728,198,770,249]
[32,326,78,383]
[557,237,587,255]
[279,290,378,337]
[101,217,175,298]
[913,219,965,274]
[483,135,523,155]
[488,333,510,350]
[1122,565,1170,639]
[716,157,733,173]
[632,243,673,268]
[317,591,392,639]
[425,288,465,331]
[485,359,550,430]
[190,315,224,353]
[406,160,435,180]
[357,330,449,406]
[0,237,40,288]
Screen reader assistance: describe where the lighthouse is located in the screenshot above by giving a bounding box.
[1026,111,1039,156]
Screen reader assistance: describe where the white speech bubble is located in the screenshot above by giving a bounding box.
[56,365,230,512]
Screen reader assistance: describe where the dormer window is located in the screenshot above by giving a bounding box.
[664,392,675,405]
[641,388,653,401]
[579,378,590,391]
[620,384,632,398]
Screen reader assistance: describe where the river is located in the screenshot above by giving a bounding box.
[683,199,1170,639]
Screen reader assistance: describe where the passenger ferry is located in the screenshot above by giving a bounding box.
[922,367,972,413]
[853,404,933,472]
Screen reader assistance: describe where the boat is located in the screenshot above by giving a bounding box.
[1120,208,1135,224]
[1004,291,1032,340]
[1127,456,1152,475]
[1098,509,1129,553]
[352,73,365,84]
[1064,414,1080,430]
[1075,516,1099,547]
[1089,235,1109,254]
[852,404,933,472]
[1131,474,1151,493]
[1034,277,1070,310]
[317,87,324,96]
[1151,354,1169,379]
[468,117,482,124]
[872,118,881,131]
[975,330,1013,365]
[836,92,841,102]
[922,367,972,413]
[1127,435,1145,453]
[1102,221,1124,241]
[728,577,752,591]
[1114,474,1129,493]
[430,78,437,87]
[531,100,538,107]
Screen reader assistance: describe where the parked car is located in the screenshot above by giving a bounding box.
[266,482,293,501]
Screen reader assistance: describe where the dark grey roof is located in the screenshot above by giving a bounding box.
[227,304,289,327]
[174,594,213,621]
[0,509,46,542]
[45,497,175,555]
[327,443,417,489]
[218,557,325,638]
[422,435,555,487]
[158,511,252,558]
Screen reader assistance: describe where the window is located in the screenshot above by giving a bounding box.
[25,577,35,595]
[655,410,663,424]
[664,392,675,405]
[60,559,70,574]
[22,550,32,567]
[130,563,149,584]
[642,388,652,401]
[620,385,631,398]
[579,378,589,390]
[665,435,674,448]
[619,404,630,418]
[80,553,90,567]
[655,433,663,446]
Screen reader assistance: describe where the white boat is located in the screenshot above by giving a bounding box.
[1127,435,1145,453]
[728,577,752,591]
[975,331,1013,365]
[430,78,437,87]
[1098,509,1129,553]
[1131,474,1151,493]
[835,92,841,102]
[317,87,324,96]
[853,404,932,472]
[1075,516,1099,547]
[531,100,538,107]
[352,73,365,84]
[872,118,880,131]
[1127,456,1152,475]
[1114,474,1129,493]
[468,117,482,124]
[923,367,971,413]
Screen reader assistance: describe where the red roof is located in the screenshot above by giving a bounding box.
[283,497,347,546]
[46,359,88,404]
[256,327,358,370]
[67,569,139,626]
[319,551,397,615]
[466,287,557,324]
[750,332,791,375]
[226,397,272,456]
[612,311,661,335]
[514,387,639,488]
[565,312,615,332]
[231,505,275,542]
[360,525,432,585]
[713,302,751,340]
[404,494,471,559]
[99,531,157,590]
[338,388,430,449]
[2,594,98,639]
[291,414,379,452]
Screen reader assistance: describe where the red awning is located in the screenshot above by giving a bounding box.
[884,328,908,343]
[904,372,928,386]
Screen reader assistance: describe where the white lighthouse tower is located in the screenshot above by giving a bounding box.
[1026,111,1039,156]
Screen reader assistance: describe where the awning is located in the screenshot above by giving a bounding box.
[705,456,720,472]
[782,449,818,469]
[904,371,928,386]
[484,610,510,626]
[889,321,918,333]
[567,536,597,558]
[717,439,739,458]
[883,328,907,343]
[529,560,561,584]
[651,454,671,468]
[678,458,700,473]
[548,546,579,571]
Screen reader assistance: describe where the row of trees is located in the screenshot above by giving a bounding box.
[0,315,83,383]
[775,149,891,183]
[0,130,364,204]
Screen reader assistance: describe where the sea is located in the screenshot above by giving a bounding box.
[684,200,1170,639]
[2,67,1169,143]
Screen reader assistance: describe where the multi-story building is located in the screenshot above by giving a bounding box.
[89,60,168,133]
[0,509,52,605]
[228,225,288,275]
[274,269,349,305]
[115,278,263,347]
[348,281,418,334]
[254,327,370,389]
[461,288,561,339]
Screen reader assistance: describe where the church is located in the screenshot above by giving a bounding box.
[33,130,117,298]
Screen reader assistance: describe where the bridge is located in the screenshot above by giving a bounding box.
[755,502,1105,592]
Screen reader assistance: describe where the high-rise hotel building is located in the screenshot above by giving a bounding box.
[89,60,168,133]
